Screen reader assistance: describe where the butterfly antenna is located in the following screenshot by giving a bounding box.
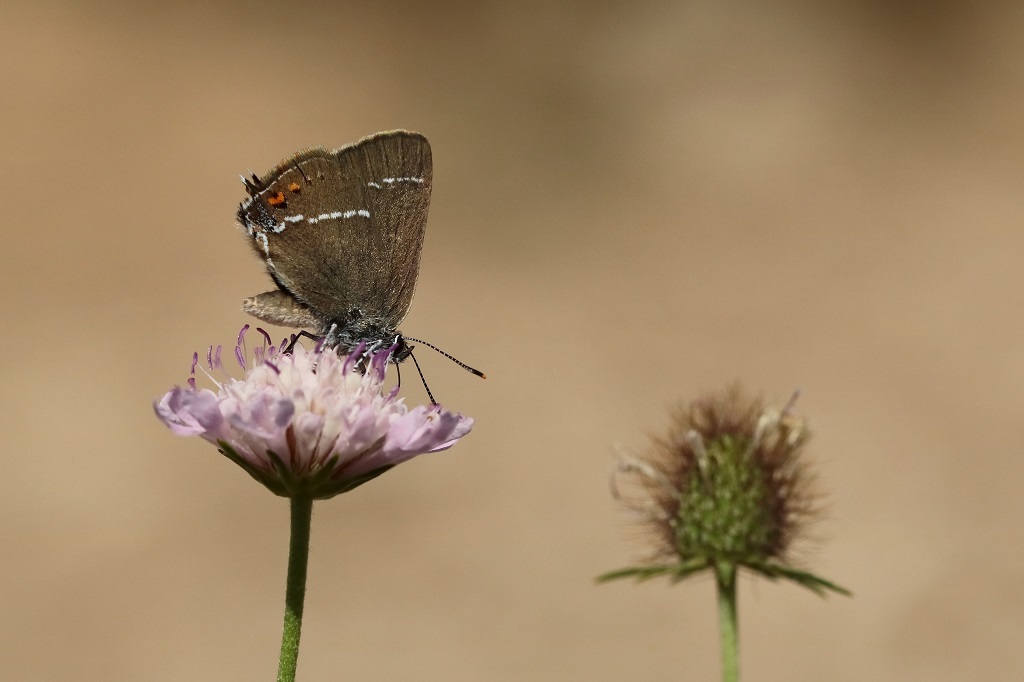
[404,336,487,379]
[408,351,437,405]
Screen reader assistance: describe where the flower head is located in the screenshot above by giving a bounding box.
[155,326,473,499]
[600,386,848,596]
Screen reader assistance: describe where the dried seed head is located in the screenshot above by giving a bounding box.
[615,386,817,569]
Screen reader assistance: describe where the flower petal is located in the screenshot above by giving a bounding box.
[154,387,224,436]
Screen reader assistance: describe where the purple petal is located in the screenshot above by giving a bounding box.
[154,387,224,436]
[425,415,475,453]
[291,411,326,464]
[385,406,471,455]
[224,394,294,440]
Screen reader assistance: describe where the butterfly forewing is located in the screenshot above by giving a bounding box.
[237,131,432,332]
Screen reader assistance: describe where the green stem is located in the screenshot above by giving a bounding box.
[278,496,314,682]
[716,562,739,682]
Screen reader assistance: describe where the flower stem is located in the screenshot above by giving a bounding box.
[278,496,313,682]
[715,562,739,682]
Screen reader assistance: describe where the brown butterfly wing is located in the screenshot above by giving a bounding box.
[237,130,432,331]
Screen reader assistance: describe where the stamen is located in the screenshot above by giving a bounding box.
[256,327,273,347]
[235,325,250,370]
[236,324,250,348]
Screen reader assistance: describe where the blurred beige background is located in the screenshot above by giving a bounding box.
[2,1,1022,679]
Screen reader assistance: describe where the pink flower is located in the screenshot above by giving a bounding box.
[155,327,473,499]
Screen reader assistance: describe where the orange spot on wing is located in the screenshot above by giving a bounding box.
[268,192,286,207]
[288,181,301,193]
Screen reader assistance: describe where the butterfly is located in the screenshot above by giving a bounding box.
[236,130,483,396]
